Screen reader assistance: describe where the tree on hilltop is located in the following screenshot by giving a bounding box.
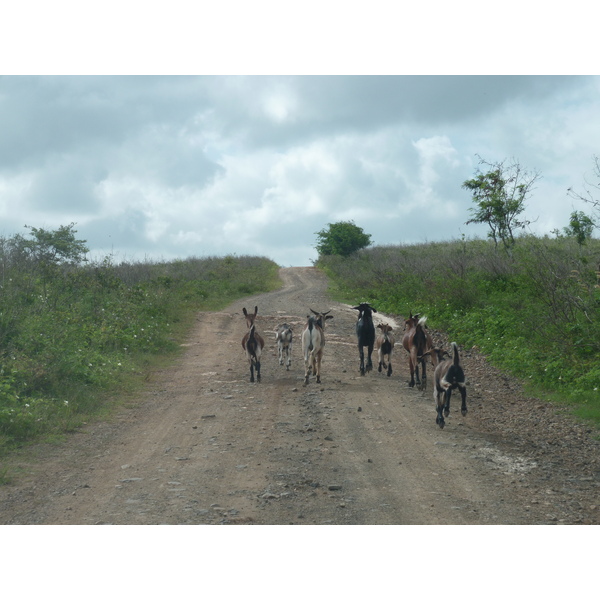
[315,221,372,257]
[463,156,540,252]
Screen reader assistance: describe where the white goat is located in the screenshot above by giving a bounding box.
[301,309,332,385]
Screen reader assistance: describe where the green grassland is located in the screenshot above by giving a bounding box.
[317,235,600,429]
[0,245,280,455]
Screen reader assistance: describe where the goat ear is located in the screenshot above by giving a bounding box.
[326,315,334,320]
[243,308,248,317]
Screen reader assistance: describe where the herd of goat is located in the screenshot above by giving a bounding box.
[241,303,467,429]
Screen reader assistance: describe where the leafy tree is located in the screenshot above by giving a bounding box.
[14,223,89,296]
[567,155,600,231]
[563,210,595,245]
[315,221,372,257]
[20,222,89,266]
[463,156,540,251]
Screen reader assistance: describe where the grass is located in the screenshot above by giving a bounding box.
[317,235,600,429]
[0,248,281,457]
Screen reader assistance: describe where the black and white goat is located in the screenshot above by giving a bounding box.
[430,342,467,429]
[275,323,293,370]
[376,323,395,377]
[242,306,265,383]
[353,303,377,376]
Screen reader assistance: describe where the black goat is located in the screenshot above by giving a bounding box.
[353,303,377,376]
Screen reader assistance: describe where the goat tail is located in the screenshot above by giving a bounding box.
[452,342,460,366]
[418,316,427,327]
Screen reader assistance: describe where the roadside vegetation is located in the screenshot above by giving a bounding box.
[317,235,600,427]
[315,155,600,428]
[0,224,280,456]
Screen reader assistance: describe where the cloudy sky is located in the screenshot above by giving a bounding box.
[1,74,599,266]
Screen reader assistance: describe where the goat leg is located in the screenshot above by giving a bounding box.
[436,409,445,429]
[366,346,374,373]
[460,388,467,416]
[359,346,366,376]
[444,389,451,417]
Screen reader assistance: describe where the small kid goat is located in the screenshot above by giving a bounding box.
[275,323,293,370]
[376,323,395,377]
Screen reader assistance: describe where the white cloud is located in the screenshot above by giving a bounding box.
[0,76,598,265]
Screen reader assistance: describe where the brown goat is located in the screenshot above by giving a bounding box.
[242,306,265,382]
[402,312,433,389]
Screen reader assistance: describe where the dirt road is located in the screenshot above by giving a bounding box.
[1,267,599,524]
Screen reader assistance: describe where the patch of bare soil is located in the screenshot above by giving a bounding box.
[1,267,598,525]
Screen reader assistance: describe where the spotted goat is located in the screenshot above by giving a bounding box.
[301,309,333,385]
[275,323,293,370]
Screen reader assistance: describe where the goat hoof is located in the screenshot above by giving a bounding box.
[444,408,449,417]
[461,409,468,416]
